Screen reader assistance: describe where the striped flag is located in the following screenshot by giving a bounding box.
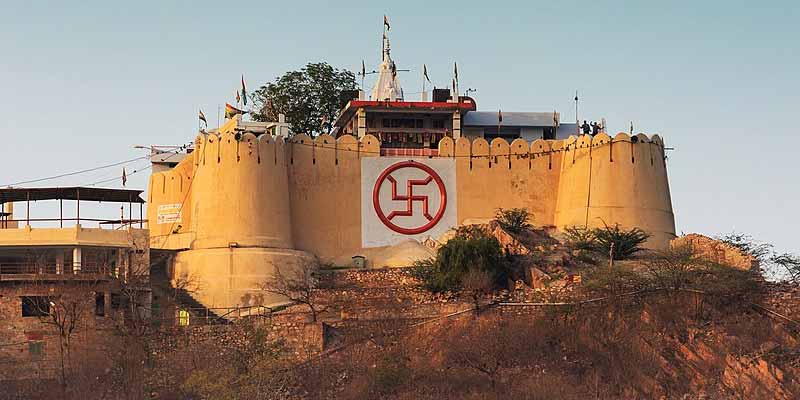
[225,103,245,119]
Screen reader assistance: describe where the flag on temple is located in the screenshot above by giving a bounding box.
[199,109,207,126]
[553,110,558,127]
[361,60,366,78]
[235,90,241,104]
[241,75,247,106]
[423,64,431,83]
[122,168,127,187]
[225,103,245,119]
[498,110,503,128]
[384,15,390,31]
[454,62,458,81]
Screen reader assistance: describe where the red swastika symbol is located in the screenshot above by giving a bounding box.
[385,175,434,221]
[373,161,447,235]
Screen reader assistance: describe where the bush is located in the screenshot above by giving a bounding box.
[717,232,800,282]
[563,226,596,251]
[564,224,650,260]
[595,224,651,260]
[495,208,532,234]
[368,352,411,395]
[412,229,509,293]
[582,266,652,296]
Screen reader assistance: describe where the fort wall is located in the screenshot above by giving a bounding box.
[147,119,675,308]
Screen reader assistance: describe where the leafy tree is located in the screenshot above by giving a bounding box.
[250,62,357,136]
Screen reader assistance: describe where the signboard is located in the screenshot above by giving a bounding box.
[362,158,457,247]
[156,203,182,224]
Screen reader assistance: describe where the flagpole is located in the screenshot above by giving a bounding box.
[217,104,221,128]
[422,68,426,100]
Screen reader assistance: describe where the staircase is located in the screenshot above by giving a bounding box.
[149,255,230,325]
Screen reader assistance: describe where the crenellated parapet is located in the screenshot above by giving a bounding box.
[147,121,675,309]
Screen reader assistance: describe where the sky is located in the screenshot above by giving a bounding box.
[1,0,798,252]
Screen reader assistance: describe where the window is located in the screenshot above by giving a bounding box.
[21,296,50,317]
[95,292,106,317]
[432,120,445,129]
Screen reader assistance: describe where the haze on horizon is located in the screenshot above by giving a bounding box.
[0,0,797,253]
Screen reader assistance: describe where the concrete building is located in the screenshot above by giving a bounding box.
[332,28,584,153]
[0,187,150,379]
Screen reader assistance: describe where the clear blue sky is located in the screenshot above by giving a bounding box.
[1,1,798,252]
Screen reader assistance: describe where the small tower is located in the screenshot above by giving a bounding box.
[370,33,404,101]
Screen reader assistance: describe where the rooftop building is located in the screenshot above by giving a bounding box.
[332,26,590,155]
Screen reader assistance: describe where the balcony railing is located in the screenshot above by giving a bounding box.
[0,262,114,280]
[380,148,440,157]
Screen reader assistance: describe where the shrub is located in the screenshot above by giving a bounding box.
[594,224,651,260]
[413,229,509,293]
[369,353,411,395]
[582,266,652,296]
[495,208,532,234]
[564,224,650,260]
[717,232,800,282]
[563,226,597,251]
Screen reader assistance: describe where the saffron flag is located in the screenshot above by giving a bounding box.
[241,75,247,106]
[423,64,431,83]
[384,15,390,31]
[225,103,245,119]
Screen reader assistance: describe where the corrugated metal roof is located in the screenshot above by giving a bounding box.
[0,187,145,204]
[463,111,559,127]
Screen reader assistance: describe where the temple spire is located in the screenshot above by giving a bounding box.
[371,23,404,101]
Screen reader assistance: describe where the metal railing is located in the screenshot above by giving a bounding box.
[1,217,146,229]
[0,262,113,276]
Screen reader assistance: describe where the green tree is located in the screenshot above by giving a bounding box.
[251,62,357,136]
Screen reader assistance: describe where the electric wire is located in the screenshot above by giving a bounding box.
[1,156,149,187]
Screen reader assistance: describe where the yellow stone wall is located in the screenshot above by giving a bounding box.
[147,118,675,308]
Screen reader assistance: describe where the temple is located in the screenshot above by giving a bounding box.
[333,28,579,157]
